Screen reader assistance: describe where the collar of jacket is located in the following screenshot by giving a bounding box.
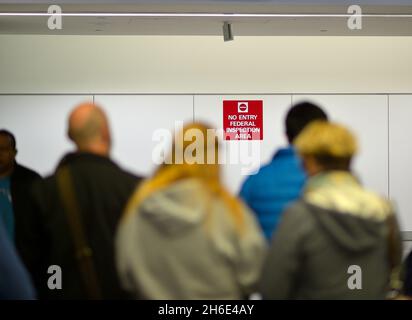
[272,146,296,160]
[57,152,117,169]
[304,170,360,193]
[10,161,27,179]
[302,170,392,222]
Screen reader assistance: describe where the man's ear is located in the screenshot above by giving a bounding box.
[285,131,292,144]
[102,125,111,146]
[13,149,17,158]
[303,155,322,177]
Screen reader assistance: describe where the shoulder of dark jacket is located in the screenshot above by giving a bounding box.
[56,152,143,182]
[11,162,42,182]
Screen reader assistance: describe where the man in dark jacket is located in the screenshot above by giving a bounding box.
[0,129,41,250]
[260,121,402,299]
[24,102,141,299]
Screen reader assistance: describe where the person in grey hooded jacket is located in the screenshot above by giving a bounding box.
[260,121,402,300]
[116,123,266,299]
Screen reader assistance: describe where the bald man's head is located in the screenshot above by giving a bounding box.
[68,102,111,155]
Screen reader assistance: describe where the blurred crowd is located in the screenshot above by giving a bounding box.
[0,101,411,300]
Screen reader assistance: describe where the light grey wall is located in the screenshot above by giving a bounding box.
[1,35,412,94]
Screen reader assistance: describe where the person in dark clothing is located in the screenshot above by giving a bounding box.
[0,129,41,252]
[0,220,36,300]
[24,102,141,299]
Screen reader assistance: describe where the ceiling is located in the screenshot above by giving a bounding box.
[1,1,412,36]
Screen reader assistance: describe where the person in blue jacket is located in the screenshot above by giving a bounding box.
[0,220,36,299]
[239,102,328,241]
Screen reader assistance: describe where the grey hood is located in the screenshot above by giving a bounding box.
[116,178,267,300]
[138,178,209,236]
[304,202,388,253]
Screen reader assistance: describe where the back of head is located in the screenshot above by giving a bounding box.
[294,121,358,171]
[0,129,16,151]
[138,122,221,199]
[0,129,17,176]
[124,122,245,233]
[166,122,219,180]
[67,102,111,155]
[285,101,328,144]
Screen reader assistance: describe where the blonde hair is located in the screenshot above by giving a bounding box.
[294,121,358,159]
[123,122,245,233]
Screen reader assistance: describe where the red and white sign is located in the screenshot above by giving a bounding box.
[223,100,263,140]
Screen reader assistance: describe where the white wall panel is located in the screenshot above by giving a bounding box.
[94,95,193,177]
[389,95,412,232]
[0,95,92,176]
